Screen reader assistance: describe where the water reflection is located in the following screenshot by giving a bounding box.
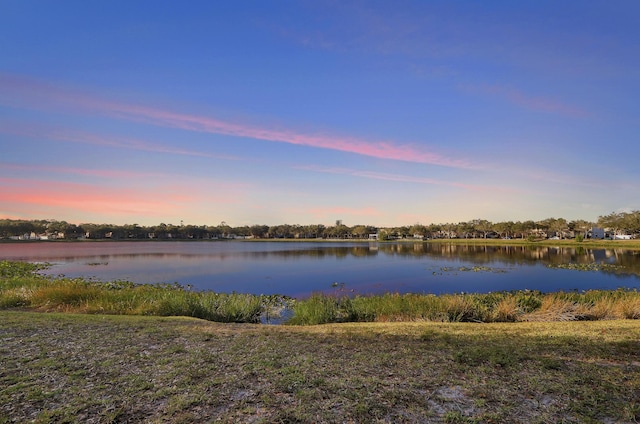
[1,241,639,296]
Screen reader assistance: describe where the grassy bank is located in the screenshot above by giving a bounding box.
[2,261,639,326]
[288,290,640,325]
[1,311,639,423]
[0,261,288,324]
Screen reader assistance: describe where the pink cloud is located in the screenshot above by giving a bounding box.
[0,120,239,160]
[0,177,189,218]
[0,174,249,223]
[0,73,472,168]
[0,166,249,203]
[460,83,590,118]
[101,103,468,167]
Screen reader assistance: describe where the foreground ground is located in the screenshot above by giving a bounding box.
[1,312,639,423]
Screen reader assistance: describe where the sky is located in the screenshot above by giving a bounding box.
[1,1,639,227]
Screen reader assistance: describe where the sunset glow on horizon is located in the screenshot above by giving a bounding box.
[1,1,639,227]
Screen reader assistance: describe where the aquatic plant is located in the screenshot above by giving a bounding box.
[547,262,624,272]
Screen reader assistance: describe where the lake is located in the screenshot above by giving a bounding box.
[1,241,639,297]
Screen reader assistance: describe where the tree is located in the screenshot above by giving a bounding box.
[301,224,324,239]
[250,225,269,238]
[494,221,514,239]
[64,224,84,239]
[469,219,492,238]
[218,222,232,238]
[351,225,369,239]
[426,224,441,239]
[409,224,427,238]
[600,210,640,236]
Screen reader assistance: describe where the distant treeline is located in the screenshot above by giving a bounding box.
[2,211,639,241]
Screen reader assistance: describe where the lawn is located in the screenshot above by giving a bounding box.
[1,311,639,423]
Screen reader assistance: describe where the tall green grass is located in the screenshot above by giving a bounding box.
[286,289,640,325]
[2,260,639,325]
[0,261,276,323]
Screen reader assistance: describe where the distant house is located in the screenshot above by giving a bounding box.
[369,233,379,240]
[591,227,605,239]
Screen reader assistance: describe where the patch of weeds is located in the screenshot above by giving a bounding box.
[294,387,324,403]
[99,406,129,424]
[623,402,640,422]
[443,410,475,423]
[26,386,58,402]
[453,345,519,368]
[33,407,77,424]
[166,392,205,415]
[473,398,487,408]
[539,357,565,370]
[270,405,315,423]
[165,344,188,355]
[277,366,308,393]
[353,398,390,420]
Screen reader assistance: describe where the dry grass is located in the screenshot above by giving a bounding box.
[617,296,640,319]
[493,296,519,322]
[1,311,639,423]
[520,296,591,322]
[289,290,640,325]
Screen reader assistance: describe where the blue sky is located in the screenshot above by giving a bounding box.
[1,1,639,227]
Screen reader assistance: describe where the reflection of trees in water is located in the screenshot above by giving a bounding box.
[247,245,378,259]
[255,243,640,274]
[417,243,640,279]
[261,242,640,278]
[41,242,640,279]
[602,249,640,279]
[238,243,640,278]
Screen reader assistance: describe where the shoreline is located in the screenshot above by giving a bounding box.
[3,236,640,250]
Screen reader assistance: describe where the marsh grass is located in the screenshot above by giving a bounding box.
[0,261,276,323]
[287,289,640,325]
[2,260,640,326]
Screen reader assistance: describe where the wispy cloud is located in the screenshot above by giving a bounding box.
[0,73,473,168]
[94,103,468,167]
[296,165,489,191]
[0,120,238,160]
[460,83,590,118]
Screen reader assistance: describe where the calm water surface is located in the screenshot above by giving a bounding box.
[2,241,639,297]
